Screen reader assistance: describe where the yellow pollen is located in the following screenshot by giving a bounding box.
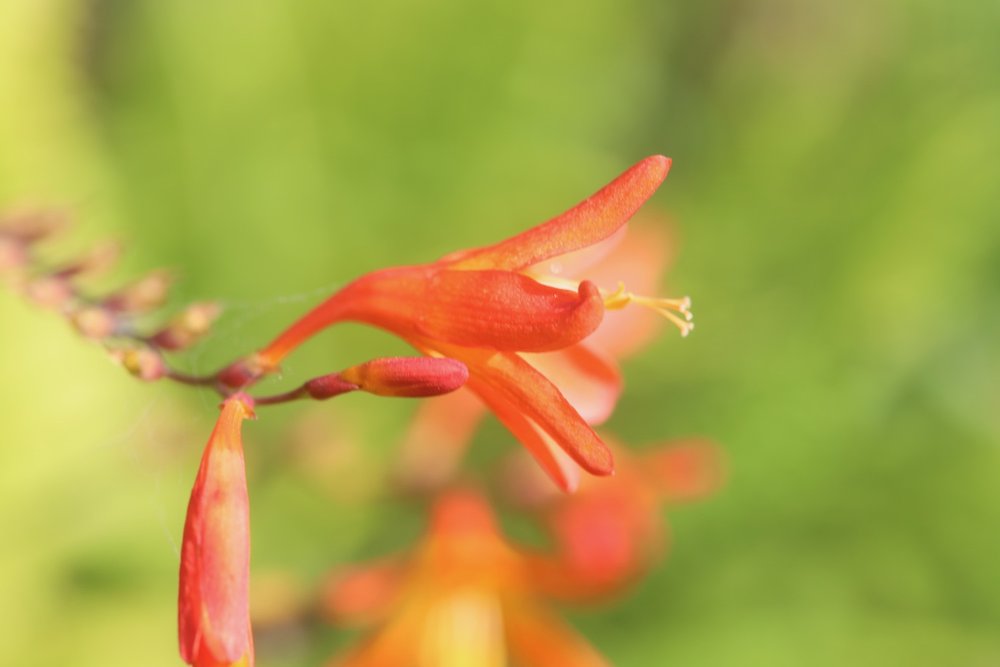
[602,282,694,337]
[526,273,695,338]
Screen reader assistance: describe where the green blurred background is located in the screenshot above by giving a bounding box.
[2,0,998,665]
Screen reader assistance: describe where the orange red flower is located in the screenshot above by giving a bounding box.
[394,222,678,492]
[504,437,724,598]
[321,489,613,667]
[178,394,256,667]
[221,157,689,490]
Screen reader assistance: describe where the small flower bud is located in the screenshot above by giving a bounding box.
[339,356,469,398]
[0,236,28,275]
[22,275,74,309]
[151,301,221,350]
[110,346,167,381]
[103,269,174,313]
[0,209,67,244]
[55,240,122,279]
[70,306,119,339]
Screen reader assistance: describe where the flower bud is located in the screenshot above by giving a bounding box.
[70,306,119,339]
[0,236,28,275]
[151,301,221,350]
[109,346,167,381]
[336,356,469,398]
[22,275,74,309]
[0,209,66,244]
[103,269,174,313]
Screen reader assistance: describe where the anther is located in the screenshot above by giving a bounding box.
[602,282,694,337]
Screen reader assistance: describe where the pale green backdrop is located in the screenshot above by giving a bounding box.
[1,0,998,665]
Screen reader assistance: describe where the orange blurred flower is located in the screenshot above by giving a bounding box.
[504,437,724,599]
[321,489,614,667]
[223,157,690,490]
[178,394,256,667]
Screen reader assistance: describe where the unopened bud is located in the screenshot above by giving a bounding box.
[0,236,28,275]
[0,210,67,244]
[70,306,119,339]
[23,275,74,309]
[55,240,122,279]
[104,269,174,312]
[150,301,221,350]
[110,346,166,381]
[339,356,469,398]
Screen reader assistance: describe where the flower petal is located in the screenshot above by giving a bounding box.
[471,378,581,493]
[259,268,605,366]
[576,224,671,359]
[522,343,622,426]
[179,395,255,666]
[440,346,613,478]
[447,156,671,271]
[505,603,612,667]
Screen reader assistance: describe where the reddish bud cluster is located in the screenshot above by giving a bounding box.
[0,209,221,383]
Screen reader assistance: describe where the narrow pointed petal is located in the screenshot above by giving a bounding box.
[505,604,611,667]
[471,379,581,492]
[179,395,255,666]
[522,343,622,426]
[441,346,613,478]
[448,156,671,271]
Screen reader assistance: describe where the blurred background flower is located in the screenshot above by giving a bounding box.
[1,0,998,665]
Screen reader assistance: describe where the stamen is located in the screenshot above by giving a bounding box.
[602,282,695,337]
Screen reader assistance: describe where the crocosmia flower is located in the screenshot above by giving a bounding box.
[179,394,256,667]
[394,222,678,492]
[222,156,690,491]
[321,489,612,667]
[504,437,724,598]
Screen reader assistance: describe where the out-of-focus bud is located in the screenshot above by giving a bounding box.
[0,209,67,244]
[103,269,174,313]
[151,301,221,350]
[110,346,167,381]
[321,357,469,399]
[0,236,28,276]
[22,275,74,309]
[55,240,122,280]
[70,306,119,339]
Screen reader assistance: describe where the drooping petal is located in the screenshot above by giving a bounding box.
[179,394,255,667]
[447,156,671,272]
[522,343,622,426]
[440,346,613,478]
[258,268,605,367]
[505,603,612,667]
[471,379,581,493]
